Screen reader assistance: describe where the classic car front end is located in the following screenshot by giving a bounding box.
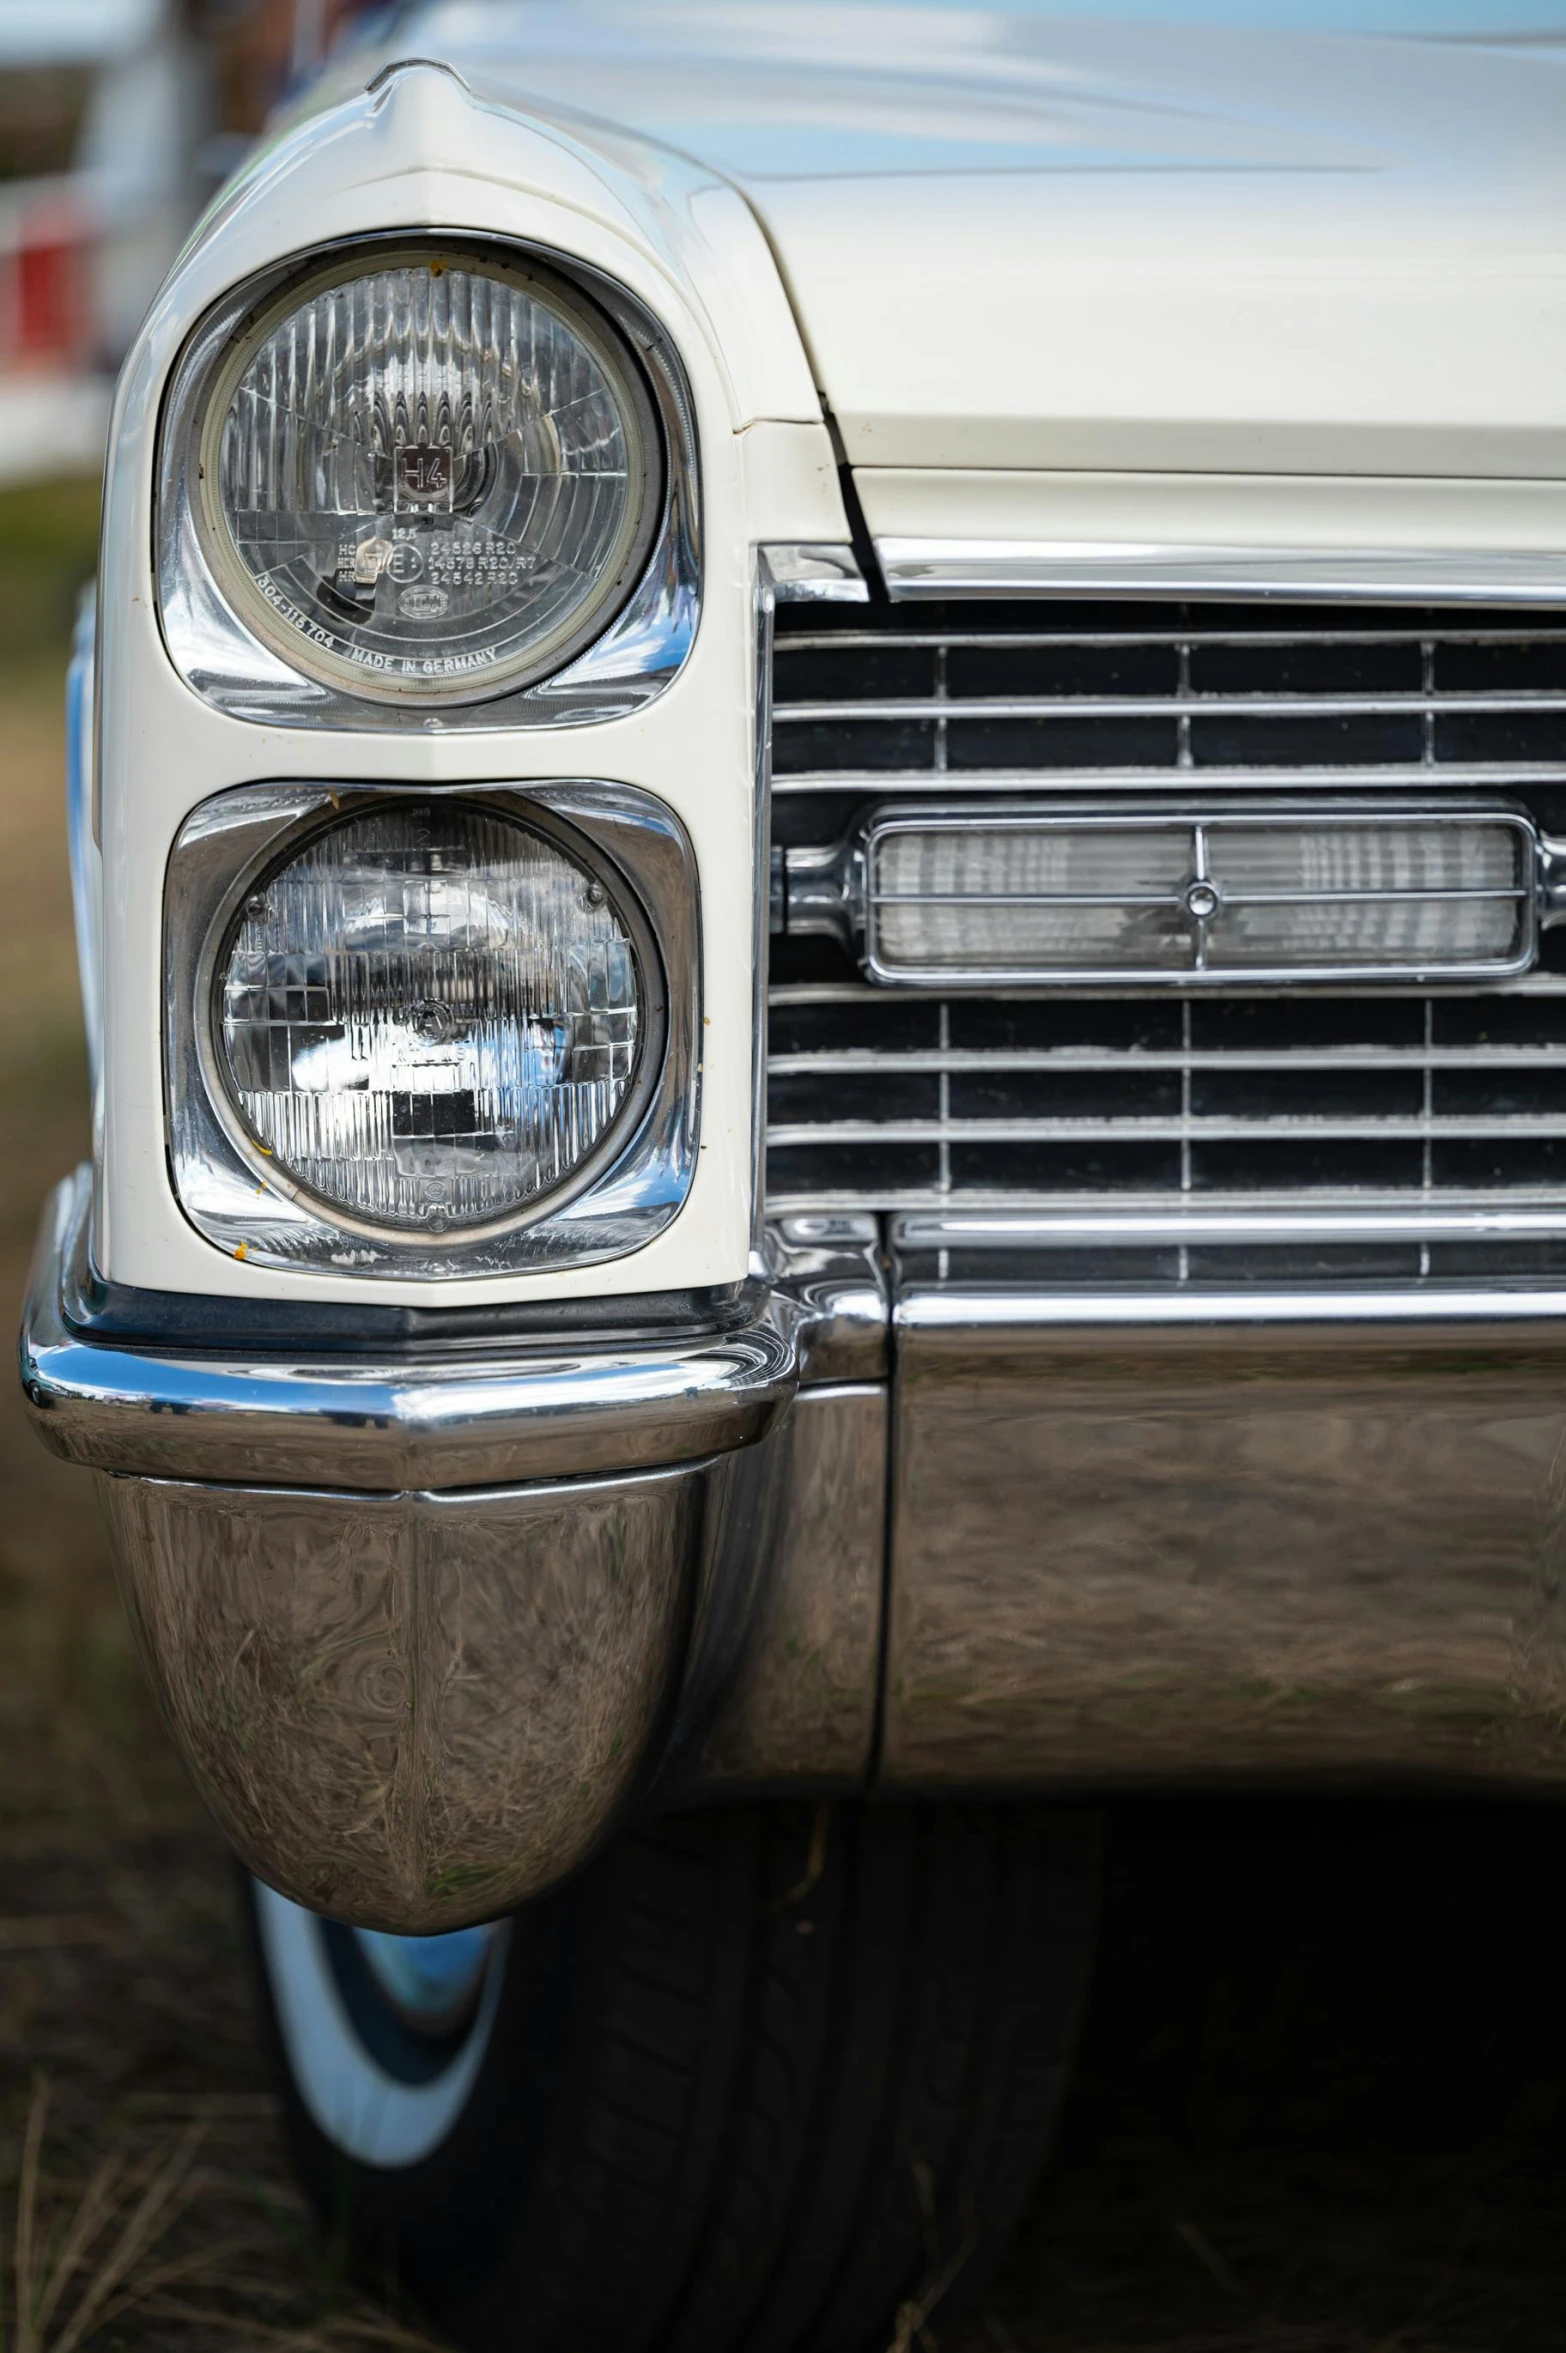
[18,6,1566,2346]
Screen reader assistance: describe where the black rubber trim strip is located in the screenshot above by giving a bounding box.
[62,1211,761,1359]
[818,401,889,607]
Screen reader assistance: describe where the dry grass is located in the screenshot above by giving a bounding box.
[2,2076,455,2353]
[2,475,1565,2353]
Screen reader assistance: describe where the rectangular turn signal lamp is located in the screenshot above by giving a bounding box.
[851,806,1543,988]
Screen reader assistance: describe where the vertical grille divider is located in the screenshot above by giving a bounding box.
[1177,633,1194,769]
[1421,997,1434,1277]
[933,639,948,774]
[1180,997,1193,1284]
[938,999,951,1202]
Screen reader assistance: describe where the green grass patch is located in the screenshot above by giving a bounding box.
[0,474,101,679]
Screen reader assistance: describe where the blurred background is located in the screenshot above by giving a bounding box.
[4,4,1566,2348]
[0,0,368,482]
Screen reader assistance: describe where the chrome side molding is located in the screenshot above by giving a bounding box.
[760,544,869,604]
[878,540,1566,607]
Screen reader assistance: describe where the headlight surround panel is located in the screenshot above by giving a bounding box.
[156,238,701,732]
[165,782,700,1279]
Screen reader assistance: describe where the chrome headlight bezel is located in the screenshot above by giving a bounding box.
[188,245,664,708]
[164,781,700,1279]
[156,236,702,734]
[203,797,664,1246]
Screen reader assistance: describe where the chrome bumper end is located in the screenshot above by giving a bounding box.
[19,1174,887,1932]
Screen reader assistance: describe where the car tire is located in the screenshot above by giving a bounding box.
[245,1801,1100,2353]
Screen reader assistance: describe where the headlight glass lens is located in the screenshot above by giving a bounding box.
[217,803,645,1233]
[195,251,658,701]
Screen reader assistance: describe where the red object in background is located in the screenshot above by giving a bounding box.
[17,227,88,361]
[1,192,91,371]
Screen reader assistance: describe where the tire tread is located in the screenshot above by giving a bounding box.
[253,1803,1099,2353]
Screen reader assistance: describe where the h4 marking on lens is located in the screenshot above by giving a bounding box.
[397,446,453,502]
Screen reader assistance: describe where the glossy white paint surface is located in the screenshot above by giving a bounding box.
[97,60,843,1301]
[856,472,1566,555]
[400,2,1566,481]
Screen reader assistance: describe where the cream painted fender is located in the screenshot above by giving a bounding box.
[92,59,845,1304]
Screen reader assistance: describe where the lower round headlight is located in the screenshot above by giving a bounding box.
[215,801,648,1235]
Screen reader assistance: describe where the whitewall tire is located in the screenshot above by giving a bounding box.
[250,1880,507,2170]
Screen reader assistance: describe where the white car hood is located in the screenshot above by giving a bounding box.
[390,2,1566,477]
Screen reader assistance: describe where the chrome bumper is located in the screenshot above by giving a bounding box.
[21,1173,887,1931]
[889,1272,1566,1795]
[22,1171,1566,1931]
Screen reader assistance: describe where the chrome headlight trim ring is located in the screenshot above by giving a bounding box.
[156,235,702,734]
[188,245,664,708]
[164,780,701,1280]
[197,796,666,1249]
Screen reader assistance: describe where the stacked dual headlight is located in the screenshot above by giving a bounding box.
[173,244,671,1248]
[191,246,661,702]
[217,802,646,1236]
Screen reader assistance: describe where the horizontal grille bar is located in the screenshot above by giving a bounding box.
[769,1119,1566,1143]
[771,1049,1566,1072]
[897,1208,1566,1243]
[771,974,1566,998]
[779,694,1566,721]
[777,627,1566,648]
[770,1191,1566,1212]
[775,766,1566,792]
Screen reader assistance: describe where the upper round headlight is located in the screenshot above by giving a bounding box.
[214,800,651,1236]
[191,248,661,703]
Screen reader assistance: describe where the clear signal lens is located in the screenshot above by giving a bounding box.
[196,252,657,701]
[873,825,1193,970]
[218,804,644,1233]
[869,816,1529,978]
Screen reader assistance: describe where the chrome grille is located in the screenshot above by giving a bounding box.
[769,981,1566,1200]
[772,604,1566,783]
[765,599,1566,1280]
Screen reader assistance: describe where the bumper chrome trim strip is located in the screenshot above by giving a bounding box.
[898,1285,1566,1330]
[895,1207,1566,1247]
[21,1173,796,1490]
[20,1177,892,1491]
